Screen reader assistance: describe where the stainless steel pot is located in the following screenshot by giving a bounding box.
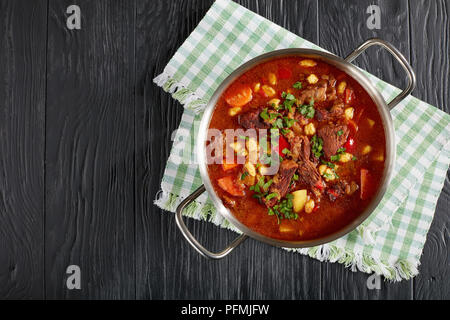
[175,38,416,259]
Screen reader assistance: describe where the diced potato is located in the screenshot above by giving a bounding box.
[261,85,276,97]
[244,162,256,177]
[307,74,319,84]
[318,164,327,175]
[323,168,336,181]
[279,223,295,233]
[372,152,384,162]
[292,189,307,213]
[337,81,347,95]
[268,73,277,85]
[228,106,241,116]
[339,152,353,163]
[258,165,271,176]
[267,98,281,108]
[362,145,372,155]
[300,59,317,67]
[344,107,354,120]
[254,82,261,92]
[305,199,315,214]
[241,173,256,187]
[230,142,247,156]
[246,138,258,154]
[367,118,375,128]
[304,123,316,136]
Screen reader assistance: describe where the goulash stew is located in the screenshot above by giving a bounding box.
[207,56,386,241]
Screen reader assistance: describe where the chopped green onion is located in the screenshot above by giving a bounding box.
[293,81,302,89]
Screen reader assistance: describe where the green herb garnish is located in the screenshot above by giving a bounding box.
[283,117,295,128]
[293,81,302,89]
[260,108,269,120]
[281,92,296,113]
[269,195,298,223]
[311,135,323,158]
[265,192,279,201]
[321,159,335,169]
[297,103,315,119]
[330,154,340,161]
[272,118,284,129]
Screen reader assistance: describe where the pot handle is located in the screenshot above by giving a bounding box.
[175,185,248,259]
[344,38,416,110]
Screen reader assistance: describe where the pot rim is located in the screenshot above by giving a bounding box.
[196,48,396,248]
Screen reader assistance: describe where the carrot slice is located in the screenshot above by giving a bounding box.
[225,85,253,108]
[222,162,240,171]
[217,176,245,197]
[360,168,374,200]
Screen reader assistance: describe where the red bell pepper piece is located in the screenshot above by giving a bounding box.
[314,180,325,192]
[345,88,354,104]
[274,135,290,158]
[344,137,356,153]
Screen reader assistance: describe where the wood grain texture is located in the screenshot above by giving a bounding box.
[318,0,413,299]
[0,0,448,300]
[0,0,46,299]
[409,0,450,300]
[135,0,322,299]
[45,0,136,299]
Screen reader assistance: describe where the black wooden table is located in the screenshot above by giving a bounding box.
[0,0,448,300]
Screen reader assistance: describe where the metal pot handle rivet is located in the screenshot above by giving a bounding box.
[175,185,248,259]
[344,38,416,110]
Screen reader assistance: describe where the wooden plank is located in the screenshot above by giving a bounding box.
[318,0,413,299]
[45,0,136,299]
[135,0,321,299]
[409,0,450,300]
[0,0,46,299]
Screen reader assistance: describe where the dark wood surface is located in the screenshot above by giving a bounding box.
[0,0,448,299]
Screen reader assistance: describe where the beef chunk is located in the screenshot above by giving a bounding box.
[315,102,344,122]
[326,180,348,202]
[297,81,329,105]
[264,160,298,207]
[238,107,270,129]
[289,135,310,162]
[317,123,349,159]
[297,160,325,191]
[315,108,328,122]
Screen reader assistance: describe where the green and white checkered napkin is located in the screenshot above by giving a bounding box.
[154,0,450,281]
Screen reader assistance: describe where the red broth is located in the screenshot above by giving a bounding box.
[207,56,385,241]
